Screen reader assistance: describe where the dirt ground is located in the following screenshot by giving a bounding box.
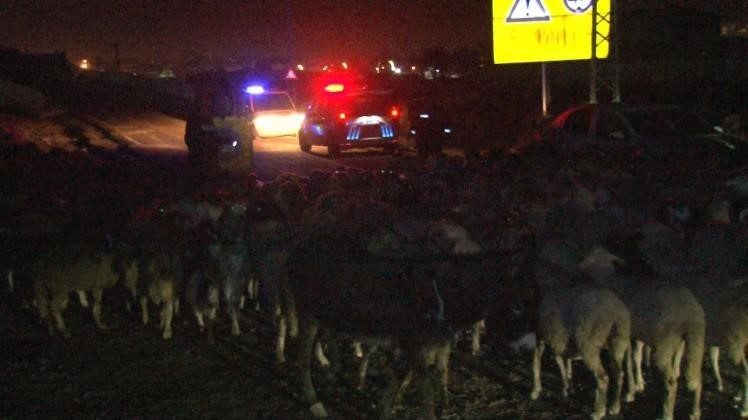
[0,113,745,419]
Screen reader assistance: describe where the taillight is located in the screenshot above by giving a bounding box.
[325,83,345,93]
[389,106,400,120]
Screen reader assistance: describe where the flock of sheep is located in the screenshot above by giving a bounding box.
[4,142,748,419]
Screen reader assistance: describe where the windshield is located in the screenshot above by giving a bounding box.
[344,93,394,116]
[623,108,716,138]
[251,92,294,112]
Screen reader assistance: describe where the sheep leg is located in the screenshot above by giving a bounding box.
[655,342,680,420]
[357,344,378,390]
[645,344,652,368]
[248,278,260,310]
[353,341,364,358]
[530,340,545,400]
[33,280,51,330]
[634,340,646,392]
[314,341,331,368]
[673,339,685,379]
[555,355,570,398]
[435,341,451,406]
[50,294,71,339]
[275,312,288,364]
[140,296,150,325]
[566,357,574,382]
[281,281,298,338]
[581,347,608,420]
[92,289,107,330]
[709,346,723,392]
[298,317,324,414]
[471,319,485,356]
[413,353,438,420]
[194,310,205,332]
[609,336,629,415]
[7,270,14,292]
[740,357,748,417]
[161,298,174,340]
[625,340,636,403]
[206,306,217,344]
[229,305,241,337]
[378,362,411,420]
[77,290,89,308]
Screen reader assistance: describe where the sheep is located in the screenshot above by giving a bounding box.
[677,274,748,416]
[530,284,634,420]
[32,241,136,338]
[287,219,492,419]
[579,246,706,420]
[128,250,180,340]
[246,196,298,363]
[116,203,188,340]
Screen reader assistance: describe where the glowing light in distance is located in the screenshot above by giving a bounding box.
[296,64,304,71]
[79,59,90,70]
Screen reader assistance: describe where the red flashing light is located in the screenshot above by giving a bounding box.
[324,83,345,93]
[338,112,347,121]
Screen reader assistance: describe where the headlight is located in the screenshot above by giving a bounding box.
[254,113,306,137]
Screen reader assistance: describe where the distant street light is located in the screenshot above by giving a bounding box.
[79,59,90,70]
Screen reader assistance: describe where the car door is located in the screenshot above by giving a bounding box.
[300,98,328,145]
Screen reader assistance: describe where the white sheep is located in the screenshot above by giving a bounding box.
[531,285,634,420]
[32,244,136,338]
[580,246,706,420]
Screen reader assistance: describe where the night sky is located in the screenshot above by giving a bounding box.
[0,0,742,67]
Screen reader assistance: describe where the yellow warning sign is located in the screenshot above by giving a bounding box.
[493,0,610,64]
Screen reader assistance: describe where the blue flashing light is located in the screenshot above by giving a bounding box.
[245,85,265,95]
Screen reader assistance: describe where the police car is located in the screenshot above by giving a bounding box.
[244,85,305,138]
[298,82,401,157]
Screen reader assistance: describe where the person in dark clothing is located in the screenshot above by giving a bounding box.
[410,98,446,159]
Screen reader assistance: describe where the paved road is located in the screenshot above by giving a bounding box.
[104,112,187,150]
[99,112,425,181]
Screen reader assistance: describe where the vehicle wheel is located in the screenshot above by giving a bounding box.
[299,133,312,152]
[327,143,341,158]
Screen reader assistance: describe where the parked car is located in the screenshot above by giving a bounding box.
[298,83,402,158]
[521,103,748,166]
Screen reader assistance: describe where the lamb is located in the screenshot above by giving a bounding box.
[32,241,136,338]
[579,246,706,420]
[530,284,634,420]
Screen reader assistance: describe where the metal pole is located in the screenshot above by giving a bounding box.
[589,0,598,104]
[541,62,549,117]
[612,0,621,102]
